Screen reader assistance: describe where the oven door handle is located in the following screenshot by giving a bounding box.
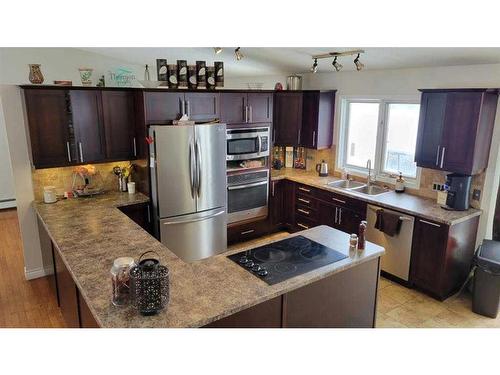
[227,180,268,190]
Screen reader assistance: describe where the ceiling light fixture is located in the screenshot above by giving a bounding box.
[353,53,365,71]
[311,58,318,73]
[332,56,343,72]
[213,47,223,54]
[235,47,244,61]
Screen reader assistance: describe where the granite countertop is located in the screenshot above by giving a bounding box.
[34,192,384,328]
[271,168,481,225]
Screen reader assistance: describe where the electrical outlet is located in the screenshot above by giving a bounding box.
[432,182,445,191]
[472,189,481,201]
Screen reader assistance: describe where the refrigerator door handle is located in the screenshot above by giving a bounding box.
[189,140,196,198]
[162,210,225,225]
[195,138,202,196]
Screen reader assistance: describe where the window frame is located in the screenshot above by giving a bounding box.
[337,95,421,189]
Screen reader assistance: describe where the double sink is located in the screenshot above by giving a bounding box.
[326,179,390,196]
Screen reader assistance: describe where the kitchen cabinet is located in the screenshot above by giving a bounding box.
[273,92,303,146]
[23,89,72,168]
[70,90,107,163]
[220,92,273,125]
[118,202,152,234]
[410,215,479,300]
[144,91,184,124]
[101,90,137,160]
[227,217,269,245]
[184,92,220,121]
[53,248,80,328]
[269,179,285,232]
[415,89,499,174]
[300,91,335,149]
[78,291,99,328]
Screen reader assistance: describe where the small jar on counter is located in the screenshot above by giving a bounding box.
[111,257,136,306]
[349,234,358,252]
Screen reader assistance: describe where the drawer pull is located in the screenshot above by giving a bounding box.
[332,197,346,204]
[297,223,309,229]
[297,198,311,204]
[241,229,255,235]
[419,219,441,228]
[298,187,311,193]
[297,208,310,215]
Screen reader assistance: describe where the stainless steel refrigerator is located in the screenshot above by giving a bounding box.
[149,124,227,262]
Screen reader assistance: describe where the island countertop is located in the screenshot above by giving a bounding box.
[34,192,384,328]
[271,168,481,226]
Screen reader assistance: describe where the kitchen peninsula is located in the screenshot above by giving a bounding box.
[34,192,384,328]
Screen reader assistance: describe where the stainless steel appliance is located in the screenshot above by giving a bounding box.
[227,169,269,223]
[226,126,270,161]
[228,235,348,285]
[315,160,329,177]
[443,173,472,211]
[149,124,227,262]
[286,74,303,90]
[365,204,415,281]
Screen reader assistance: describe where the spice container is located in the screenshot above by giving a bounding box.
[358,220,367,250]
[130,251,170,316]
[349,234,358,252]
[111,257,136,306]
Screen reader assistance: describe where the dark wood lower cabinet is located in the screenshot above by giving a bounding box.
[205,258,380,328]
[118,202,152,234]
[227,217,269,245]
[53,248,80,328]
[78,292,99,328]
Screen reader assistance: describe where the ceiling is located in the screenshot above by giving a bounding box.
[79,47,500,76]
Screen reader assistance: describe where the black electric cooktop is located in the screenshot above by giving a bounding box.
[228,235,348,285]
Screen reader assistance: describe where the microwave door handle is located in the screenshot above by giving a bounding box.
[258,135,262,153]
[227,180,268,190]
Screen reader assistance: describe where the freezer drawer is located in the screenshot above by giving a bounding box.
[159,208,227,262]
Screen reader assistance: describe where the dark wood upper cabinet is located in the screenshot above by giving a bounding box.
[248,92,273,123]
[273,92,303,146]
[101,90,136,160]
[300,91,335,149]
[23,89,72,168]
[184,92,220,121]
[220,92,247,124]
[144,91,184,124]
[415,89,499,175]
[70,90,106,163]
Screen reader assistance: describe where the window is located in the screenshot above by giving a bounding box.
[339,98,420,185]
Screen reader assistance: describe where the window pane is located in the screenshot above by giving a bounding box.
[345,102,379,169]
[383,103,420,178]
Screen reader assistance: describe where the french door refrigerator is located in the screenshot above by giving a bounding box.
[149,124,227,262]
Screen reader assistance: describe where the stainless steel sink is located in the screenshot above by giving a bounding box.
[350,185,390,196]
[327,180,366,189]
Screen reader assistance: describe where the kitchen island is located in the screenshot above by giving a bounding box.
[34,192,384,328]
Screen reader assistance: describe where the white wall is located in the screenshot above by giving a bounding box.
[303,63,500,246]
[0,110,15,209]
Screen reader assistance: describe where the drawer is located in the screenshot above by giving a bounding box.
[294,216,318,232]
[295,193,318,210]
[296,183,317,197]
[295,205,318,221]
[227,218,269,245]
[316,188,366,212]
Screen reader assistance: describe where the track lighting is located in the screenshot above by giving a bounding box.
[332,56,343,72]
[234,47,244,61]
[213,47,223,54]
[354,53,365,71]
[311,58,318,73]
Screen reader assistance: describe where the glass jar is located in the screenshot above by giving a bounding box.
[349,234,358,252]
[111,257,136,306]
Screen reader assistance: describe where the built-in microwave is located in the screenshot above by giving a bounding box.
[226,126,270,161]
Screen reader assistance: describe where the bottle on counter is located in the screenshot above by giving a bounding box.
[395,172,405,193]
[358,220,367,250]
[349,234,358,252]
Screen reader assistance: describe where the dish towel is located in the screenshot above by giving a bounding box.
[374,209,402,237]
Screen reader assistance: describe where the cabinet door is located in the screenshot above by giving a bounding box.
[337,207,365,234]
[415,92,447,169]
[248,92,273,123]
[70,90,106,163]
[185,92,220,121]
[440,92,482,173]
[273,92,302,146]
[318,203,338,229]
[300,91,319,148]
[101,90,136,160]
[282,180,296,229]
[269,179,284,231]
[24,89,72,168]
[220,92,247,124]
[410,218,448,294]
[53,249,79,328]
[144,92,184,124]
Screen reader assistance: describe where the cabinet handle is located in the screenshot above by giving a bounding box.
[181,99,185,116]
[435,145,440,166]
[249,105,253,123]
[332,197,346,204]
[78,142,84,162]
[440,147,446,169]
[271,181,275,197]
[298,187,311,193]
[186,100,191,117]
[312,131,316,147]
[419,219,441,227]
[338,208,342,225]
[66,142,71,162]
[334,207,338,224]
[243,105,247,123]
[297,223,309,229]
[297,128,301,145]
[273,129,276,143]
[297,208,310,215]
[297,198,310,204]
[241,229,255,235]
[147,205,151,223]
[133,137,137,157]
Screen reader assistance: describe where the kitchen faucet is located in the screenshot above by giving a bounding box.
[366,159,372,187]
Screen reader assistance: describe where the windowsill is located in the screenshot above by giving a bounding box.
[336,167,421,190]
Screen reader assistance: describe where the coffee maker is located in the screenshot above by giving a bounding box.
[443,173,472,211]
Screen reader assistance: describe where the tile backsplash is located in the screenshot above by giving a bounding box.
[31,161,132,201]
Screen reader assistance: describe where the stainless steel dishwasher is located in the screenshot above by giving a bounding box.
[366,204,415,281]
